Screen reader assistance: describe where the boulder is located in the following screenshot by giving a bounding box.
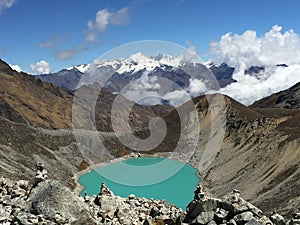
[193,211,215,225]
[259,215,273,225]
[0,207,10,222]
[234,211,254,225]
[26,180,93,223]
[228,219,238,225]
[245,218,263,225]
[215,208,229,221]
[270,213,285,225]
[290,213,300,225]
[150,206,161,218]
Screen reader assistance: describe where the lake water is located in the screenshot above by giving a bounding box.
[78,157,200,209]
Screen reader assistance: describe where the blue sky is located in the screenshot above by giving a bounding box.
[1,0,300,73]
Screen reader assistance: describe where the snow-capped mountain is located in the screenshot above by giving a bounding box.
[35,51,299,106]
[66,64,90,73]
[94,52,182,74]
[37,67,84,91]
[77,52,232,106]
[37,52,236,104]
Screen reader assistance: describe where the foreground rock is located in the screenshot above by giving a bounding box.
[0,164,298,224]
[0,164,95,224]
[183,185,298,225]
[86,182,184,225]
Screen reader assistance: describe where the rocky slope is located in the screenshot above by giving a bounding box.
[37,67,83,91]
[0,59,172,131]
[186,93,300,216]
[1,164,299,225]
[251,82,300,109]
[0,59,73,129]
[0,60,171,185]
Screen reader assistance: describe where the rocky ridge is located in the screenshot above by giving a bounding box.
[1,164,299,225]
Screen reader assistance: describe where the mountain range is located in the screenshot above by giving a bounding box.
[37,53,237,92]
[0,58,299,217]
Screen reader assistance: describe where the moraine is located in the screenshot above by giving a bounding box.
[78,157,200,209]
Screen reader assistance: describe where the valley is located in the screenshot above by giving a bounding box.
[0,58,299,223]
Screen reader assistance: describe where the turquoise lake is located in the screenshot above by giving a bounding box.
[78,157,200,209]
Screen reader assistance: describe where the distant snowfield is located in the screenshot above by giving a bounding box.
[73,26,300,106]
[79,53,299,106]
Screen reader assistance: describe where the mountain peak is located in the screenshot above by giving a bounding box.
[128,52,150,62]
[66,64,90,73]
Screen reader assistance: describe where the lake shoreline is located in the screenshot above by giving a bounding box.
[72,151,200,196]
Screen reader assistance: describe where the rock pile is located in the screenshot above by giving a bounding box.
[0,164,94,224]
[34,162,48,185]
[184,185,299,225]
[85,182,184,225]
[0,163,299,225]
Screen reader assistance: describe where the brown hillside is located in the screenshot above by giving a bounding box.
[0,59,73,129]
[251,82,300,109]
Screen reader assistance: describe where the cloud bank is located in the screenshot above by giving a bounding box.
[121,72,207,107]
[30,60,50,74]
[0,0,16,13]
[210,25,300,105]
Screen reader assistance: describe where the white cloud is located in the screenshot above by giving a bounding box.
[30,60,50,74]
[211,25,300,105]
[163,89,191,107]
[180,40,203,63]
[0,0,16,13]
[187,78,207,97]
[219,65,300,105]
[120,72,162,105]
[129,72,161,91]
[211,25,300,71]
[9,64,21,72]
[54,46,85,61]
[87,7,129,41]
[120,72,207,107]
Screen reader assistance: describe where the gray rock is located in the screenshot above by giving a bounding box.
[259,215,273,225]
[270,213,285,225]
[245,218,263,225]
[234,211,254,225]
[228,219,238,225]
[221,197,262,217]
[26,180,92,222]
[72,209,97,225]
[208,220,218,225]
[215,208,229,221]
[14,211,36,225]
[184,200,205,222]
[17,180,29,190]
[194,211,215,225]
[288,213,300,225]
[121,217,132,225]
[2,196,12,206]
[0,207,10,222]
[150,206,160,217]
[128,194,135,200]
[289,219,300,225]
[143,218,152,225]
